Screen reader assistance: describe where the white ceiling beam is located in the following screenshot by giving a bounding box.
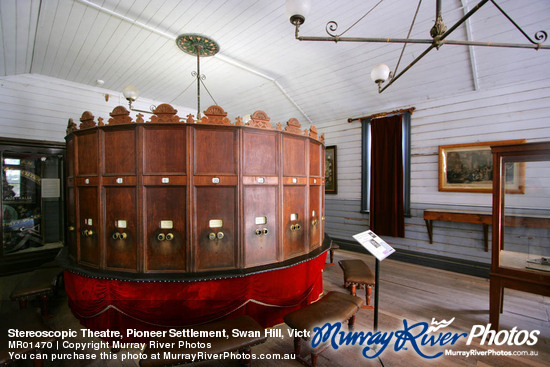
[461,0,480,91]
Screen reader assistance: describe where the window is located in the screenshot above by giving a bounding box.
[360,111,411,217]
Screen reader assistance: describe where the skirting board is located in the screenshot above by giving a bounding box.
[332,237,490,279]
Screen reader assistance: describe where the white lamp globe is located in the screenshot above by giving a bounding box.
[370,64,391,84]
[286,0,311,24]
[122,85,140,102]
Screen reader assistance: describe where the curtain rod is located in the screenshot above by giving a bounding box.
[348,107,416,123]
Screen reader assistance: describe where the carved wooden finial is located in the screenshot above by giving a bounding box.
[200,105,231,125]
[309,125,318,139]
[149,104,180,123]
[248,110,272,129]
[66,118,78,134]
[79,111,96,129]
[108,106,132,125]
[320,133,325,144]
[276,122,283,131]
[284,118,303,135]
[97,117,104,126]
[235,116,244,126]
[136,113,144,123]
[186,114,195,124]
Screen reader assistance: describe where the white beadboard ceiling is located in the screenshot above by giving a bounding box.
[1,0,549,126]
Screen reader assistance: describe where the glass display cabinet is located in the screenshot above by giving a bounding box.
[0,137,65,274]
[490,141,550,330]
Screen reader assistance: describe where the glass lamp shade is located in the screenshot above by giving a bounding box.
[286,0,311,24]
[122,85,140,102]
[370,64,390,84]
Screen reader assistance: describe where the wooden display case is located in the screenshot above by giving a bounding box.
[64,105,326,274]
[490,142,550,330]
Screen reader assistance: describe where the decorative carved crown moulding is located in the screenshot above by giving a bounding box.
[108,106,132,125]
[284,118,303,135]
[200,105,231,125]
[68,104,324,143]
[149,104,180,123]
[248,110,272,129]
[79,111,96,129]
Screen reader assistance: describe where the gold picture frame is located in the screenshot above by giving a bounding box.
[438,139,526,193]
[325,145,337,194]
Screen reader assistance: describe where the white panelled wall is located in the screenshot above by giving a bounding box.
[0,74,195,142]
[318,79,550,264]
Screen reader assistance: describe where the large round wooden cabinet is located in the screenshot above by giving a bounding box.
[64,105,326,276]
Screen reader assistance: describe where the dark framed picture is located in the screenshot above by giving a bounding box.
[438,139,526,193]
[325,145,337,194]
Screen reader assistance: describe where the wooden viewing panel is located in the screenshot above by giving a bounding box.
[423,208,550,252]
[65,104,326,274]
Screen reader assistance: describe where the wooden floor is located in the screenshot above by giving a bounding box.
[1,249,549,367]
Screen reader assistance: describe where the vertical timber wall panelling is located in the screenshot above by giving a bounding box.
[0,74,194,142]
[317,80,550,265]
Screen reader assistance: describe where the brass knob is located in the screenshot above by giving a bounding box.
[255,229,262,236]
[120,232,128,240]
[312,219,318,227]
[85,229,94,237]
[68,226,75,232]
[262,228,268,235]
[112,232,121,240]
[165,233,174,241]
[208,232,216,240]
[157,233,166,241]
[217,232,224,240]
[296,224,301,230]
[290,224,296,231]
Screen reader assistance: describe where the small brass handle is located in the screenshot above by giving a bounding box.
[83,229,94,237]
[68,226,75,232]
[217,232,224,240]
[312,219,318,226]
[262,228,268,235]
[290,224,296,231]
[165,233,174,241]
[208,232,216,240]
[157,233,166,241]
[120,232,128,240]
[112,232,121,240]
[295,224,301,230]
[255,229,262,236]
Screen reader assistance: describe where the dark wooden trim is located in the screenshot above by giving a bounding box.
[332,237,490,278]
[348,107,415,123]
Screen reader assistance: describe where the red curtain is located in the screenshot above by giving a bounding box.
[370,115,405,237]
[64,253,326,341]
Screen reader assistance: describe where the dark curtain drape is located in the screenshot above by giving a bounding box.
[369,114,405,237]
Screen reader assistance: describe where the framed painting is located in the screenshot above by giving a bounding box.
[325,145,337,194]
[438,139,526,193]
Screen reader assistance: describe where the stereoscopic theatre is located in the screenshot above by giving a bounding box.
[61,104,327,336]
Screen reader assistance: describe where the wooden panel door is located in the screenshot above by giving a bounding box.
[104,186,137,271]
[144,186,187,272]
[194,186,237,271]
[76,131,98,176]
[143,126,186,174]
[283,185,306,259]
[194,127,237,175]
[309,141,322,178]
[103,127,136,175]
[283,135,307,177]
[77,186,99,267]
[243,185,278,267]
[242,130,278,176]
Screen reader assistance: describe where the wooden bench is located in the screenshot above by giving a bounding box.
[10,264,63,317]
[338,259,375,309]
[283,291,364,367]
[0,308,56,367]
[140,315,267,367]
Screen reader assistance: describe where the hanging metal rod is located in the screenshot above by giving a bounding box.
[291,0,549,92]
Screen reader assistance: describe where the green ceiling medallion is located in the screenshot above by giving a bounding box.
[176,33,220,57]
